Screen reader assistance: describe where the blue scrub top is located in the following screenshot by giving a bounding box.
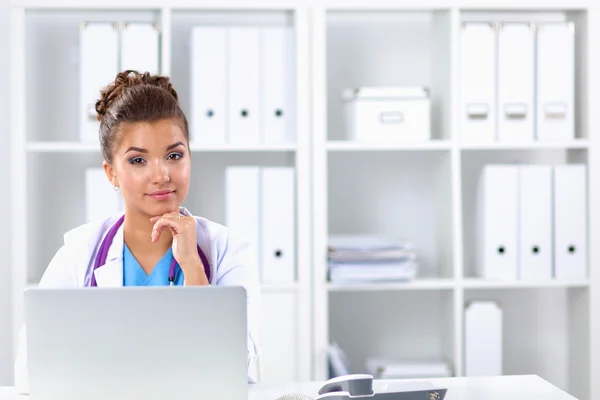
[123,244,184,286]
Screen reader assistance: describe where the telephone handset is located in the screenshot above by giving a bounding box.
[274,374,448,400]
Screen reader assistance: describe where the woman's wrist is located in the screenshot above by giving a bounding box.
[181,259,209,286]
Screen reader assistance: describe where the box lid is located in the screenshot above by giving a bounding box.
[342,86,429,101]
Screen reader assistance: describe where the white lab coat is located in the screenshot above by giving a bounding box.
[14,207,261,393]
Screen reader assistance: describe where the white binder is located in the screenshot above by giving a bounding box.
[518,165,552,280]
[536,22,575,140]
[260,27,295,144]
[190,27,228,145]
[225,167,261,270]
[476,165,518,280]
[497,23,535,142]
[120,23,160,75]
[260,167,296,284]
[464,301,503,377]
[228,27,261,144]
[85,168,123,223]
[553,165,587,279]
[460,23,496,143]
[79,23,119,143]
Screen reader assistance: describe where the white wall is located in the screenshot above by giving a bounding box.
[0,0,13,386]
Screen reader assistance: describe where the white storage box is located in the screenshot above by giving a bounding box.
[342,87,431,142]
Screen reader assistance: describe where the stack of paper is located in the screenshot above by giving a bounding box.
[327,235,418,283]
[365,358,452,379]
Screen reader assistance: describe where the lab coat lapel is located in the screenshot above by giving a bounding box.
[180,206,192,217]
[93,222,124,287]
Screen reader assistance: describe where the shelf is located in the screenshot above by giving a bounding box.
[326,279,590,291]
[461,278,590,289]
[327,140,451,152]
[189,143,297,152]
[460,140,589,151]
[326,140,589,152]
[26,141,297,153]
[327,279,455,292]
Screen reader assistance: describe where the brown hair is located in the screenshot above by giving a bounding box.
[94,70,189,163]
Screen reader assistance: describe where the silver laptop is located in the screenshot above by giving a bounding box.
[24,286,248,400]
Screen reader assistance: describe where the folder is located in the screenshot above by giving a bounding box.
[518,166,552,280]
[190,27,228,144]
[85,168,123,223]
[260,167,296,283]
[476,165,518,280]
[228,27,261,144]
[553,165,587,279]
[464,301,503,376]
[497,23,535,142]
[79,23,119,143]
[120,23,160,75]
[536,22,575,140]
[460,23,496,142]
[225,167,261,270]
[260,27,295,144]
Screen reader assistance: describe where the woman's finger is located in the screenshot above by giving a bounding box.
[149,211,179,224]
[151,214,191,242]
[152,216,180,242]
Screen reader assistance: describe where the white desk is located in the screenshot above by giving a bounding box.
[0,375,578,399]
[249,375,578,399]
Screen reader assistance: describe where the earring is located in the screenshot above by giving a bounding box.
[114,186,119,192]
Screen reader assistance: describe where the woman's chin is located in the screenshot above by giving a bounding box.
[144,201,181,217]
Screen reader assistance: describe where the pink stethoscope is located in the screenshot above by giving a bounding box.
[90,213,211,287]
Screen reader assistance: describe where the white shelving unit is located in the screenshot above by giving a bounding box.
[7,0,600,399]
[310,4,599,400]
[9,1,312,386]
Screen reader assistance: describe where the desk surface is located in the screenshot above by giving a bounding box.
[0,375,578,400]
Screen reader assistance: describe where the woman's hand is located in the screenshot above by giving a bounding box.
[149,212,208,286]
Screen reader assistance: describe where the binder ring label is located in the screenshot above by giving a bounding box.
[504,103,528,120]
[544,102,568,119]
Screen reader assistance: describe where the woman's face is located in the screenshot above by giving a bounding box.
[104,119,191,219]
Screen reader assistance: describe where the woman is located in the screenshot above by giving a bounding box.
[14,70,261,392]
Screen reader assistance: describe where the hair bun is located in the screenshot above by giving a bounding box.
[95,70,179,121]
